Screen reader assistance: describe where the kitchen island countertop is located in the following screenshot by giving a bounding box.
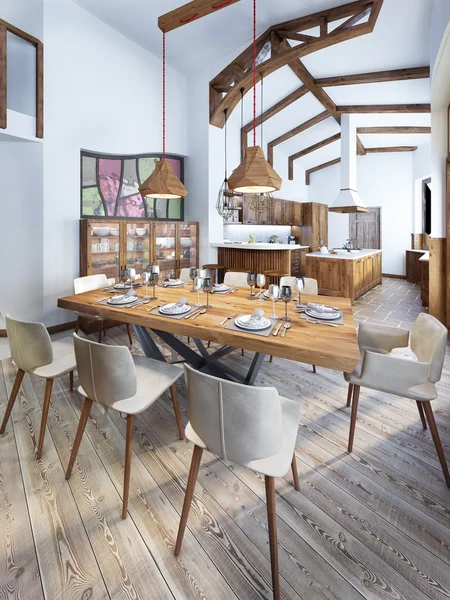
[212,243,309,250]
[306,249,382,261]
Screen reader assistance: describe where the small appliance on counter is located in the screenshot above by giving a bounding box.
[248,234,255,244]
[288,235,296,245]
[269,235,279,244]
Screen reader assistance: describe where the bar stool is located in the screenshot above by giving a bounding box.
[264,270,289,287]
[202,264,225,285]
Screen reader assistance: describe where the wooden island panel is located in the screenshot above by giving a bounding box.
[218,247,292,275]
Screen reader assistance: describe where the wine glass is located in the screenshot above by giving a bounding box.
[256,273,266,301]
[293,277,305,304]
[268,284,279,320]
[150,272,159,300]
[189,268,198,293]
[194,276,203,307]
[280,285,292,322]
[142,271,150,299]
[151,264,160,275]
[128,268,136,292]
[203,277,212,309]
[247,272,256,300]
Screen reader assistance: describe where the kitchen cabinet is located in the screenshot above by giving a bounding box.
[290,248,308,277]
[298,203,328,251]
[242,195,259,224]
[240,196,296,226]
[406,250,426,284]
[283,201,293,225]
[292,202,303,226]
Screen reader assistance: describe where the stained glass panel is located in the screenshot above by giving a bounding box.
[168,198,182,220]
[98,159,122,216]
[82,187,105,216]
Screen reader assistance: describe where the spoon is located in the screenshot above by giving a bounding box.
[281,323,290,337]
[191,309,206,320]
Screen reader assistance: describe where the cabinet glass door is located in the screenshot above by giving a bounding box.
[154,221,177,278]
[124,221,151,276]
[89,220,121,281]
[178,223,198,273]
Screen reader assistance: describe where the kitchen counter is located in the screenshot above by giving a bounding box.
[306,249,382,260]
[212,243,308,250]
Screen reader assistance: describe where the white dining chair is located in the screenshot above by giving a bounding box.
[74,274,133,345]
[66,334,184,518]
[179,268,192,283]
[271,277,319,372]
[345,313,450,487]
[1,315,76,459]
[223,271,250,288]
[175,365,302,600]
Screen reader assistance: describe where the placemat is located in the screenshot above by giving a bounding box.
[157,283,187,288]
[97,298,141,309]
[225,314,278,337]
[300,311,344,325]
[148,305,198,319]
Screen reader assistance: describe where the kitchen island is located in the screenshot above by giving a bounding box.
[306,249,382,303]
[212,243,309,278]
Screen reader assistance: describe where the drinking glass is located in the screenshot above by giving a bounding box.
[293,277,305,304]
[189,268,198,293]
[128,268,136,292]
[142,271,150,299]
[280,285,292,322]
[151,264,160,275]
[194,277,204,307]
[256,273,266,301]
[247,272,256,300]
[150,272,159,300]
[268,284,279,319]
[203,277,213,309]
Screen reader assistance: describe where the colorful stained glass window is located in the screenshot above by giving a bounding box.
[81,151,184,220]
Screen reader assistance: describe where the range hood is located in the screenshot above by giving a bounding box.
[329,114,368,214]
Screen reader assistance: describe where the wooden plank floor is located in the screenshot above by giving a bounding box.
[1,279,450,600]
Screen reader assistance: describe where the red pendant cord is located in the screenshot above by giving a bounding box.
[253,0,257,147]
[162,30,166,161]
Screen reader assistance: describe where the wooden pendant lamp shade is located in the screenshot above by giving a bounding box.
[139,160,187,199]
[228,145,282,193]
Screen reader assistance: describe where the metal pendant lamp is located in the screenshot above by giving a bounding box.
[228,0,282,195]
[216,108,242,219]
[139,31,187,200]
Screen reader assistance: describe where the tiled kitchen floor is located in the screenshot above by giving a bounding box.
[353,277,425,330]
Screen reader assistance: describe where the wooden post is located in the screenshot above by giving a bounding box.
[36,41,43,138]
[0,24,6,129]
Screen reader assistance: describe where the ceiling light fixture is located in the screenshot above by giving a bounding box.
[139,30,187,200]
[216,108,243,219]
[228,0,282,195]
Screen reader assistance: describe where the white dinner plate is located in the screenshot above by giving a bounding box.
[235,315,272,330]
[159,303,191,315]
[107,295,138,306]
[164,280,185,287]
[213,285,230,293]
[305,309,341,321]
[114,283,132,290]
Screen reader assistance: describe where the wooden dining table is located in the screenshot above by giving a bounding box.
[58,285,360,385]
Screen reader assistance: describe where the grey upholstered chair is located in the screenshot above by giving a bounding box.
[73,274,133,345]
[345,313,449,487]
[1,315,76,458]
[66,334,184,518]
[175,365,302,600]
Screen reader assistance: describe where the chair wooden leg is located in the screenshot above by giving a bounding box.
[69,370,74,392]
[175,445,204,555]
[170,383,184,440]
[346,383,354,408]
[98,322,103,344]
[0,368,25,434]
[122,414,135,519]
[269,355,273,363]
[126,323,133,346]
[265,476,280,600]
[241,349,245,357]
[74,317,80,334]
[416,400,427,430]
[65,398,93,479]
[37,379,54,459]
[421,402,450,488]
[348,385,360,453]
[207,341,211,349]
[312,365,316,374]
[291,454,300,491]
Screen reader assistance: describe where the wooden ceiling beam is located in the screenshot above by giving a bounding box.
[210,0,383,127]
[365,146,418,153]
[267,111,329,165]
[357,126,431,134]
[158,0,241,33]
[276,31,316,43]
[337,104,431,113]
[333,5,372,31]
[316,66,430,87]
[305,158,341,185]
[288,133,341,180]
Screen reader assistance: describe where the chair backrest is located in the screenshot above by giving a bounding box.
[73,334,137,406]
[183,364,283,465]
[410,313,448,383]
[279,276,318,295]
[6,315,53,373]
[74,274,108,294]
[223,271,249,288]
[179,268,192,283]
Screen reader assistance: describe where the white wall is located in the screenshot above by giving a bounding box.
[0,140,44,327]
[43,0,188,326]
[308,153,415,276]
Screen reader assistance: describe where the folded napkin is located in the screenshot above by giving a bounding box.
[247,308,265,324]
[176,297,188,307]
[307,302,336,314]
[125,289,137,297]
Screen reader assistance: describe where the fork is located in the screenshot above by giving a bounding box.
[219,314,235,326]
[147,302,166,312]
[306,318,338,328]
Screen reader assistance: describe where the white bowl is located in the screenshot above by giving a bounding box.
[128,228,136,236]
[109,228,119,236]
[136,228,147,236]
[92,227,110,237]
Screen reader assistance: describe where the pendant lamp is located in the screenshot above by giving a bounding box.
[139,31,187,200]
[216,108,243,219]
[228,0,282,195]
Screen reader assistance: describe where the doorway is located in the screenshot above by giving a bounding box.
[349,207,381,249]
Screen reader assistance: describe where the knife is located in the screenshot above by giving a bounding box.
[272,321,283,336]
